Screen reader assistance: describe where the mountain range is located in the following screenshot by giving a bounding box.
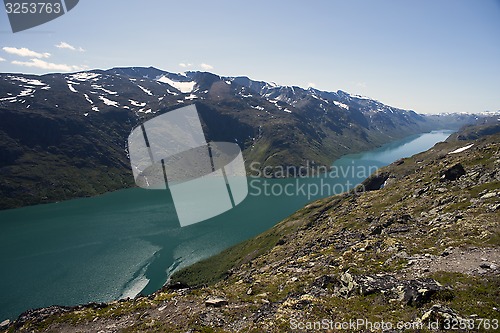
[0,67,495,209]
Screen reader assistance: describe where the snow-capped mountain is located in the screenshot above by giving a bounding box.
[0,67,492,209]
[0,67,425,121]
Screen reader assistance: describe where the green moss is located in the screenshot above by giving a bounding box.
[463,151,495,167]
[469,181,500,197]
[430,272,500,321]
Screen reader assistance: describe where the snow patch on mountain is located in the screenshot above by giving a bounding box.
[84,94,93,105]
[157,75,196,93]
[69,72,100,82]
[185,94,198,100]
[349,93,371,100]
[67,83,78,93]
[129,100,146,107]
[9,76,46,86]
[333,101,349,110]
[449,144,474,154]
[166,89,179,96]
[18,88,35,97]
[137,85,153,96]
[268,99,284,109]
[91,84,118,95]
[98,96,119,107]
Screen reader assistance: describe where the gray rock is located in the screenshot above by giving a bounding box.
[0,319,10,328]
[421,304,463,329]
[413,186,429,197]
[325,272,445,306]
[480,262,490,269]
[334,271,358,298]
[481,192,497,199]
[489,203,500,211]
[205,297,228,307]
[441,250,451,257]
[480,262,498,270]
[382,176,397,189]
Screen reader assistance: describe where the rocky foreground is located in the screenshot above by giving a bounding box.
[2,125,499,333]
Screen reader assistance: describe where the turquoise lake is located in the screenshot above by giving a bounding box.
[0,130,453,320]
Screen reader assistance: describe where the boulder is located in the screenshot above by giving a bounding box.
[0,319,10,328]
[440,163,466,181]
[324,272,446,306]
[361,172,390,191]
[205,297,228,307]
[481,192,497,200]
[421,304,463,329]
[333,271,358,298]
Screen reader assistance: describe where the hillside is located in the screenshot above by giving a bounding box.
[3,126,498,333]
[0,67,486,210]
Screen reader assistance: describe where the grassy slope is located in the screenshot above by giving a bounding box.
[3,127,499,333]
[171,132,499,287]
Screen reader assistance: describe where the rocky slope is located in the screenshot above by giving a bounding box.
[2,127,498,332]
[1,67,489,209]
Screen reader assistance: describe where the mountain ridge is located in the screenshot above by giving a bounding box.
[0,66,494,210]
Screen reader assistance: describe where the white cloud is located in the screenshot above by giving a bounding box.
[179,63,192,68]
[3,47,50,58]
[200,63,214,70]
[11,58,83,72]
[307,82,316,88]
[56,42,85,52]
[56,42,75,50]
[0,57,5,62]
[356,82,367,88]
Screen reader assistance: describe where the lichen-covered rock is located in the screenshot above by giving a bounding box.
[328,272,445,306]
[205,297,228,307]
[421,304,463,328]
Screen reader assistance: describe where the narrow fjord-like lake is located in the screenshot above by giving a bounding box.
[0,130,453,320]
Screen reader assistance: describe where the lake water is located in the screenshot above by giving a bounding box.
[0,130,453,320]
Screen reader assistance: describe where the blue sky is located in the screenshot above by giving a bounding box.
[0,0,499,114]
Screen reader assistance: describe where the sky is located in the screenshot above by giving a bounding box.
[0,0,499,114]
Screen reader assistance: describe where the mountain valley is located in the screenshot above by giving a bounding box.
[0,67,493,209]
